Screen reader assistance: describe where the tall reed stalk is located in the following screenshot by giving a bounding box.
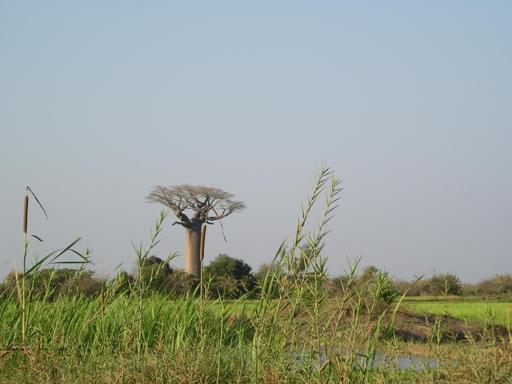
[132,210,169,358]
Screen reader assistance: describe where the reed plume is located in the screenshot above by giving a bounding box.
[22,193,28,234]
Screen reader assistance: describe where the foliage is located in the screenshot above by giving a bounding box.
[137,255,173,293]
[373,271,400,304]
[2,268,103,300]
[111,270,134,295]
[358,265,380,286]
[203,254,256,298]
[254,263,284,298]
[327,273,353,296]
[2,262,510,301]
[392,273,466,297]
[424,273,463,296]
[329,265,399,304]
[477,274,512,295]
[136,255,198,297]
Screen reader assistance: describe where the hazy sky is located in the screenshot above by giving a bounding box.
[1,1,511,282]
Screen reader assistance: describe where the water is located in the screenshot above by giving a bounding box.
[294,348,439,371]
[371,352,439,370]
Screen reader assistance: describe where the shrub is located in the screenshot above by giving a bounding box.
[477,274,512,295]
[111,270,135,295]
[328,274,353,296]
[166,269,198,297]
[424,273,462,296]
[204,254,256,298]
[1,268,104,300]
[137,256,173,293]
[373,272,399,304]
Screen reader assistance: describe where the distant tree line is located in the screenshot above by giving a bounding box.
[388,270,512,298]
[1,257,511,301]
[0,254,258,301]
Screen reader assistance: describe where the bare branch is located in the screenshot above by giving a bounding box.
[172,221,190,228]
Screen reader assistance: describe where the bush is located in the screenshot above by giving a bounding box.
[204,254,256,299]
[166,269,198,297]
[137,256,172,293]
[373,272,399,304]
[423,273,462,296]
[111,270,135,295]
[328,274,353,296]
[1,268,104,300]
[136,256,198,296]
[358,266,379,286]
[340,266,399,304]
[392,279,423,296]
[477,274,512,295]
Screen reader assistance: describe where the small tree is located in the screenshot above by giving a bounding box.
[255,263,284,284]
[137,256,172,293]
[2,268,103,300]
[478,274,512,295]
[329,274,353,296]
[166,269,198,297]
[373,272,399,304]
[203,254,256,298]
[254,263,284,298]
[426,273,462,296]
[147,185,245,276]
[356,266,398,303]
[358,265,379,286]
[112,271,134,295]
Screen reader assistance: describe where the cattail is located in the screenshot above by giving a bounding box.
[200,223,207,261]
[23,193,29,234]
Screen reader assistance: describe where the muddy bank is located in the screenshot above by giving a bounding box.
[388,309,509,342]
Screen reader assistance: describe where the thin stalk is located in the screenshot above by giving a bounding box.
[21,192,29,344]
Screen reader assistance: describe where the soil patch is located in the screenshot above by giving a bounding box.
[389,309,509,342]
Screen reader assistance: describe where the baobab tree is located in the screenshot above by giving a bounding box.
[146,185,245,276]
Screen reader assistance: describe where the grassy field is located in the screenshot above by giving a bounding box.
[406,300,512,328]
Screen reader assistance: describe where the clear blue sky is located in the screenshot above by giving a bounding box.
[1,1,511,282]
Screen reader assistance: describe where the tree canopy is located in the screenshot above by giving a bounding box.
[146,185,245,228]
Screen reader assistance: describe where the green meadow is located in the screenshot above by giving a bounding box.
[407,300,512,328]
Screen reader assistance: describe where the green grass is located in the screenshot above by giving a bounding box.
[403,295,481,302]
[407,300,512,327]
[1,295,511,383]
[403,295,512,302]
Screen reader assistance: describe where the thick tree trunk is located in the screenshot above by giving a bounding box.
[184,219,203,276]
